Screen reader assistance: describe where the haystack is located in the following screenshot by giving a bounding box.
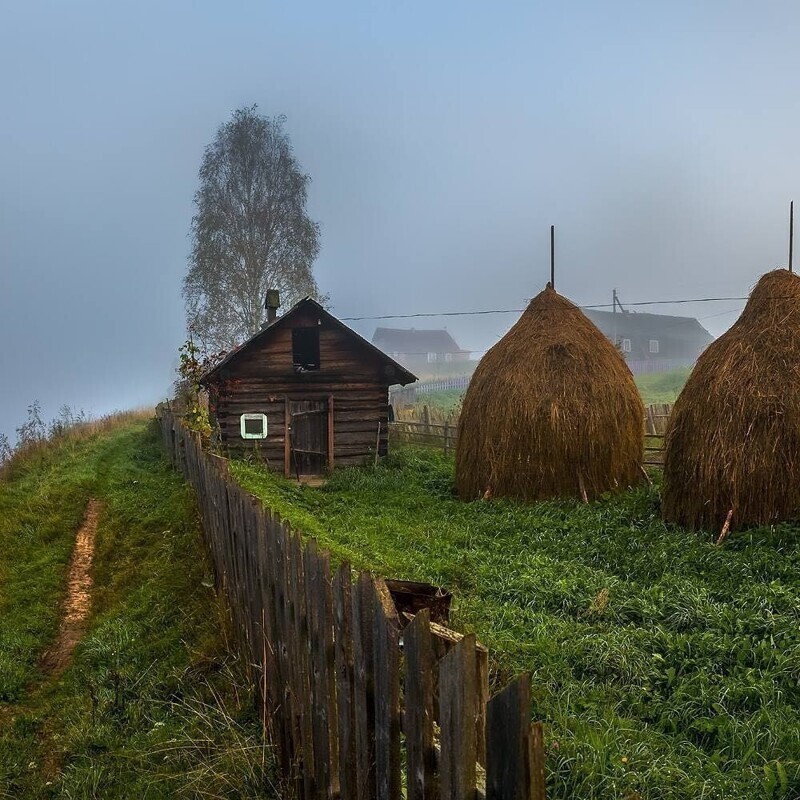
[663,268,800,531]
[455,286,644,502]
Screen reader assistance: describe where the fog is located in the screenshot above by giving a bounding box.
[3,1,800,440]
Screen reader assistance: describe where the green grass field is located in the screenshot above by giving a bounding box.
[232,448,800,800]
[635,368,692,405]
[406,367,692,415]
[0,419,276,799]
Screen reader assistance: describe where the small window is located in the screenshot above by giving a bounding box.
[240,413,268,439]
[621,338,632,353]
[427,352,437,362]
[292,327,320,372]
[444,352,453,362]
[649,339,659,354]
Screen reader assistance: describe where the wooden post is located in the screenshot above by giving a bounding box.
[487,676,527,800]
[353,573,377,800]
[373,579,401,800]
[439,634,478,799]
[284,396,291,478]
[328,394,335,472]
[333,564,357,800]
[444,420,450,455]
[404,610,437,800]
[550,225,555,290]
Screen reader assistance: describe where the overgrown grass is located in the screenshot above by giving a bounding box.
[232,448,800,800]
[0,418,276,799]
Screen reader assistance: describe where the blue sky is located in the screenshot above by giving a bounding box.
[3,1,800,437]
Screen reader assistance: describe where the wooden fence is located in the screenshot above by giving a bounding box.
[159,411,547,800]
[390,404,673,468]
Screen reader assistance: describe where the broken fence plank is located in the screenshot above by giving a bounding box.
[439,634,478,800]
[404,609,437,800]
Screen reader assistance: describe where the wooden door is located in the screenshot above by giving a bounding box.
[288,399,329,476]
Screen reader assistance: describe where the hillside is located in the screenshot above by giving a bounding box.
[0,416,276,799]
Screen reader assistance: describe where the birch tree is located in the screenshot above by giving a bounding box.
[184,106,321,352]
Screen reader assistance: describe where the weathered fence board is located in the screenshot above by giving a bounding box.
[439,635,478,799]
[157,411,547,800]
[405,610,437,800]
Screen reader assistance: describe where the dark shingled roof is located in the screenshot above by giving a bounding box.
[583,309,714,360]
[200,297,417,386]
[371,327,466,354]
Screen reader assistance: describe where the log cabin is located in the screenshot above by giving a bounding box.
[200,292,417,476]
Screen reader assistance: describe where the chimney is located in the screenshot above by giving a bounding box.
[265,289,280,324]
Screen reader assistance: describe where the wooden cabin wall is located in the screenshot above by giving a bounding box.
[208,309,395,468]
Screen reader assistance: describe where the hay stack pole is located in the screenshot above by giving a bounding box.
[455,284,644,503]
[663,268,800,531]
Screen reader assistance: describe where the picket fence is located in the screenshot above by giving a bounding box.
[159,411,547,800]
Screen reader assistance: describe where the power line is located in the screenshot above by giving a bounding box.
[340,294,753,321]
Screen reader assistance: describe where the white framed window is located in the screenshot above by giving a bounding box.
[649,339,659,354]
[444,352,453,362]
[427,352,437,362]
[621,338,632,353]
[240,413,268,439]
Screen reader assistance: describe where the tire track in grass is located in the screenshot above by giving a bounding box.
[0,500,98,738]
[39,499,99,676]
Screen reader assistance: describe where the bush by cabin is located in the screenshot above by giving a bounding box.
[200,292,417,477]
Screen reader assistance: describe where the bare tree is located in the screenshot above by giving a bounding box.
[184,106,322,352]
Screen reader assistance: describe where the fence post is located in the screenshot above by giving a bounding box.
[353,573,377,800]
[439,634,478,799]
[373,579,401,800]
[404,610,437,800]
[333,563,357,800]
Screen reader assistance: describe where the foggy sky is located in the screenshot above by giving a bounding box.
[3,0,800,441]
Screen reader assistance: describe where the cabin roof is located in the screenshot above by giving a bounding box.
[200,297,418,386]
[372,327,466,354]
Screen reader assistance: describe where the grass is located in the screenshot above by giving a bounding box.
[635,368,692,405]
[0,416,277,799]
[402,367,692,416]
[231,447,800,800]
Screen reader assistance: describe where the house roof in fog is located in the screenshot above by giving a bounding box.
[583,308,714,359]
[371,327,467,354]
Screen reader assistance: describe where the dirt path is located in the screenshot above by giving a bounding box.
[40,499,99,675]
[0,499,99,747]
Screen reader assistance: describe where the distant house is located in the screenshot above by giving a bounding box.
[371,328,470,375]
[201,294,416,476]
[582,309,714,374]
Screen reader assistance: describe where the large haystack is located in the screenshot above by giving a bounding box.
[455,286,644,502]
[663,268,800,531]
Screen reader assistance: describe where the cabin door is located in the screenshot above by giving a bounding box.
[288,399,329,476]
